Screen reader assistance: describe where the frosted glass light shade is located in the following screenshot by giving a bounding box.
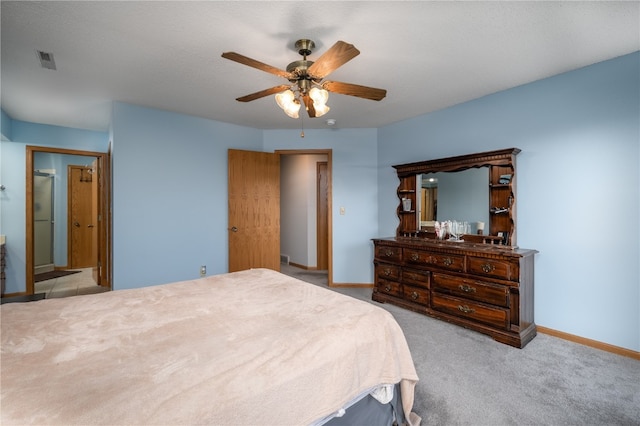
[283,100,301,118]
[313,103,330,117]
[275,90,295,109]
[309,87,329,104]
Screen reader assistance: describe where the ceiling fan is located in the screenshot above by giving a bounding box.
[221,39,387,119]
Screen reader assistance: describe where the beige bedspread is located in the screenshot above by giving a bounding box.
[1,268,419,425]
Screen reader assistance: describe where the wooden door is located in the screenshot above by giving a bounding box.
[90,158,101,284]
[228,149,280,272]
[316,162,329,270]
[68,165,98,269]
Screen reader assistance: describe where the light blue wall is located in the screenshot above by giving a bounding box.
[378,52,640,351]
[1,141,27,293]
[11,120,108,152]
[111,102,263,290]
[0,119,109,293]
[263,128,378,284]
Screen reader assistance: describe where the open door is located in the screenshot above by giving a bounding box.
[228,149,280,272]
[68,165,98,270]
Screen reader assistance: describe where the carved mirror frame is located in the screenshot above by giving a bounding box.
[393,148,520,246]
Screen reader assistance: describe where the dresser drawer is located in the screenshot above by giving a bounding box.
[376,278,402,298]
[403,285,430,306]
[375,245,402,262]
[402,268,430,288]
[468,257,516,281]
[432,273,509,308]
[375,263,400,280]
[432,293,509,330]
[404,249,464,273]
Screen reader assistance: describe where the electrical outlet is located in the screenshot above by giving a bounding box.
[200,265,206,277]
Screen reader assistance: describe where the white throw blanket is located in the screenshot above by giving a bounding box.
[1,268,419,425]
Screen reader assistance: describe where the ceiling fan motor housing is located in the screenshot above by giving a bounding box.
[286,60,316,93]
[295,39,315,57]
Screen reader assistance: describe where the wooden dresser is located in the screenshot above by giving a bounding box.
[373,237,537,348]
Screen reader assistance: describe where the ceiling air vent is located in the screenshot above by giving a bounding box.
[36,50,56,70]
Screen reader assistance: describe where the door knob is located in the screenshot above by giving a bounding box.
[87,224,95,228]
[230,226,238,232]
[74,221,80,227]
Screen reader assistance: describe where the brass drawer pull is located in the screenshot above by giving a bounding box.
[458,284,476,293]
[384,249,394,257]
[481,263,495,273]
[458,305,475,314]
[442,257,453,266]
[384,268,392,276]
[410,291,419,300]
[385,285,392,292]
[410,253,420,261]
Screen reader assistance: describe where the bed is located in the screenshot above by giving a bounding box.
[1,268,420,425]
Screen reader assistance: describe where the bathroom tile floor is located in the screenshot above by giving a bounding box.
[35,268,110,298]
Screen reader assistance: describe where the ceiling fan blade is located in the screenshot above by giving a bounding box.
[301,94,317,118]
[236,85,291,102]
[322,81,387,101]
[221,52,293,79]
[307,41,360,79]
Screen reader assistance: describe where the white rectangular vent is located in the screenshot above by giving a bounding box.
[36,50,56,70]
[280,254,290,265]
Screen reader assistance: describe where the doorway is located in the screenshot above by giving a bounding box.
[278,150,331,281]
[26,146,111,296]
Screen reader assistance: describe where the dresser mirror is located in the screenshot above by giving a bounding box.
[393,148,520,246]
[418,168,489,233]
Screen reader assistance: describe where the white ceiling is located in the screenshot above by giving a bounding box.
[1,1,639,132]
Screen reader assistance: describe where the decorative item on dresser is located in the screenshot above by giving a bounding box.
[373,148,538,348]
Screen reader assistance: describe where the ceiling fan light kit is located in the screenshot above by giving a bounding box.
[221,39,386,120]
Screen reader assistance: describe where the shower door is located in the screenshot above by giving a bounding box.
[34,172,55,274]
